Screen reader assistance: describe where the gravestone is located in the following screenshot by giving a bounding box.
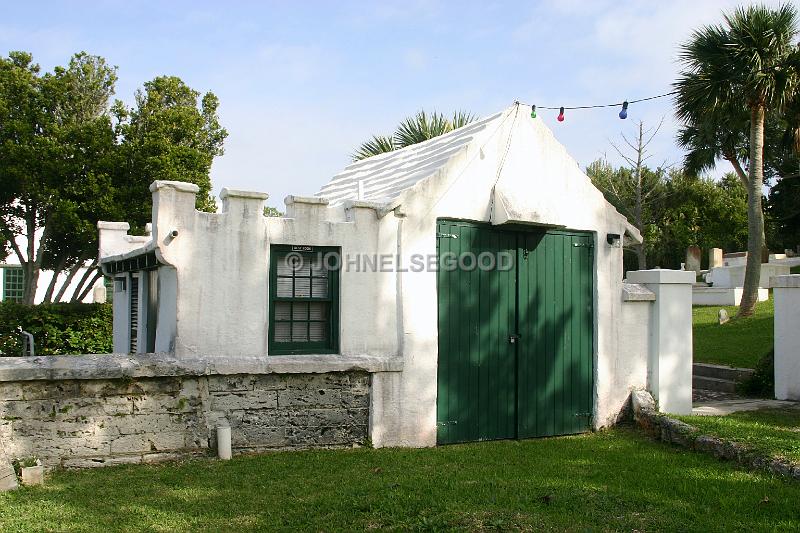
[709,248,723,269]
[0,441,18,492]
[718,309,730,325]
[686,246,702,274]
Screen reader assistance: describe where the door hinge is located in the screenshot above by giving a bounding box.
[574,412,592,417]
[437,233,459,239]
[573,242,593,248]
[437,420,458,426]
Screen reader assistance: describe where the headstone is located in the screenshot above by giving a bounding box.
[718,309,729,325]
[0,442,18,492]
[686,245,701,274]
[723,252,747,267]
[709,248,723,269]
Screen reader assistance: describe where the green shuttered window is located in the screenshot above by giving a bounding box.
[2,267,24,302]
[269,246,339,355]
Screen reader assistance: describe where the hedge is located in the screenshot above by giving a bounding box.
[0,302,112,356]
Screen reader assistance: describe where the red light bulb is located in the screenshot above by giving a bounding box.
[557,107,565,122]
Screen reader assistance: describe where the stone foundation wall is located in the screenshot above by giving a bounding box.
[0,371,370,469]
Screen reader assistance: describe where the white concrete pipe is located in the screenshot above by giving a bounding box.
[217,425,232,460]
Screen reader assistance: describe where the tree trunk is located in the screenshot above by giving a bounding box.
[41,256,69,303]
[636,243,647,270]
[75,270,103,303]
[738,105,766,318]
[70,260,98,302]
[23,209,38,305]
[53,261,85,303]
[633,122,647,270]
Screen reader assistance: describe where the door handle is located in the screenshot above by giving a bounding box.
[508,334,521,344]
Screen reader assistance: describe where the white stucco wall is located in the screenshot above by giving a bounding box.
[627,269,695,415]
[98,104,672,448]
[773,275,800,401]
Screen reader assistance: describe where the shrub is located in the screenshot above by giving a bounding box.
[0,302,112,356]
[737,350,774,398]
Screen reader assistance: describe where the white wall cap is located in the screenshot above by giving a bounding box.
[0,353,404,382]
[343,199,387,211]
[97,221,130,230]
[284,195,330,206]
[220,188,269,200]
[627,269,696,285]
[771,274,800,288]
[149,181,201,193]
[622,283,656,301]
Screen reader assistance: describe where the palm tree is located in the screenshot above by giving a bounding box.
[353,110,476,161]
[675,4,799,317]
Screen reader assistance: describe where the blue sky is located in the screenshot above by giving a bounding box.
[2,0,782,211]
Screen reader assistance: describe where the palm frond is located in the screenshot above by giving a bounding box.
[352,108,478,160]
[352,135,395,161]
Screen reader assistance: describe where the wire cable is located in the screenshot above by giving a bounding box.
[518,90,677,110]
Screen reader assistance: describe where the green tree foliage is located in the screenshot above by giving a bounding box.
[353,110,475,161]
[113,76,227,228]
[0,51,120,304]
[767,177,800,251]
[0,52,227,304]
[263,206,283,217]
[651,172,749,269]
[589,160,749,273]
[0,302,112,356]
[674,4,799,317]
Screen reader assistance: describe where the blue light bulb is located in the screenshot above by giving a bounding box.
[619,101,629,119]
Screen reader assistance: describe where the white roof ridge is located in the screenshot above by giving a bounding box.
[317,108,511,206]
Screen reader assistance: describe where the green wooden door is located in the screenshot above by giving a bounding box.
[517,231,594,438]
[435,220,518,444]
[436,220,594,445]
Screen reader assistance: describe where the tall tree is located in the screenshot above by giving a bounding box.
[593,119,667,269]
[0,53,228,304]
[674,4,799,317]
[114,76,227,228]
[353,110,475,161]
[0,51,118,304]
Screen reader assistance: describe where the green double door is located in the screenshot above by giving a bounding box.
[436,219,594,445]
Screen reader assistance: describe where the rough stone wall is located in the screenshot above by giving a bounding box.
[0,372,369,469]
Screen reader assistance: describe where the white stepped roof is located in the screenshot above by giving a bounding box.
[316,110,508,207]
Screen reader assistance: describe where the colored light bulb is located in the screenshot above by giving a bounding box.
[619,101,629,120]
[557,107,565,122]
[531,105,537,119]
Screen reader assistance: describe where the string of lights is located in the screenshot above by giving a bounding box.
[519,90,678,122]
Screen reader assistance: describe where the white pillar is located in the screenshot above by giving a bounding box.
[773,275,800,401]
[627,269,695,415]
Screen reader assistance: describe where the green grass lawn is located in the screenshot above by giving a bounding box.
[693,295,773,368]
[677,406,800,464]
[1,429,799,532]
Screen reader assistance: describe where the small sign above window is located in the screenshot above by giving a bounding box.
[291,245,313,252]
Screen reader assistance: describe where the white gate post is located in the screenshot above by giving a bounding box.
[627,269,696,415]
[773,275,800,401]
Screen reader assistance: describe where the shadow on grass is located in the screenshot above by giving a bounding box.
[1,430,799,532]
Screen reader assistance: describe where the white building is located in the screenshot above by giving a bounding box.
[97,104,694,448]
